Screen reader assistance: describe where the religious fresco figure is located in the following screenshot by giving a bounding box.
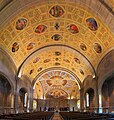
[27,42,35,50]
[49,5,64,17]
[80,43,87,51]
[16,18,27,30]
[93,43,102,53]
[67,24,79,34]
[35,25,47,33]
[12,42,19,52]
[86,18,98,31]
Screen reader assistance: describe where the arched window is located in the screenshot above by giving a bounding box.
[86,93,89,107]
[24,93,28,107]
[77,100,80,109]
[33,100,37,110]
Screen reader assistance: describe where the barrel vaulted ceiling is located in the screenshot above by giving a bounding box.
[0,0,114,99]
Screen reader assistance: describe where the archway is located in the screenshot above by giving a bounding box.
[0,74,12,114]
[102,76,114,113]
[19,88,28,112]
[85,88,94,112]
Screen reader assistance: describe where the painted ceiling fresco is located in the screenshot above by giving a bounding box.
[0,0,114,99]
[33,70,79,99]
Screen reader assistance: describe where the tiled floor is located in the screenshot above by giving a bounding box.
[51,112,64,120]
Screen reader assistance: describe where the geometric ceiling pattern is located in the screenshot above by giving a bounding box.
[0,0,114,99]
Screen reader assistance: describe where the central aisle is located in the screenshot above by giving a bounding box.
[51,112,64,120]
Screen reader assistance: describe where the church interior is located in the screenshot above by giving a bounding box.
[0,0,114,119]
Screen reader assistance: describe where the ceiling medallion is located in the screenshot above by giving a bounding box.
[80,43,87,51]
[74,58,80,64]
[55,51,61,56]
[44,59,51,63]
[93,43,102,53]
[54,22,60,30]
[67,24,79,34]
[55,58,59,61]
[55,62,60,66]
[37,67,43,72]
[51,34,62,41]
[79,69,84,75]
[86,18,98,31]
[29,69,34,75]
[33,57,40,63]
[16,18,27,30]
[35,25,47,34]
[49,5,64,17]
[63,59,70,63]
[12,42,19,52]
[27,42,35,50]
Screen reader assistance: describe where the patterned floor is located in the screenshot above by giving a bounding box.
[51,112,64,120]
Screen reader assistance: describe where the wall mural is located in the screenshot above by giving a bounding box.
[86,18,98,31]
[12,42,19,52]
[27,42,35,50]
[35,25,47,34]
[80,43,87,51]
[51,34,62,41]
[67,24,79,34]
[16,18,27,30]
[49,5,64,17]
[93,43,102,53]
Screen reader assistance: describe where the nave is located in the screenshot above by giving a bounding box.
[0,0,114,119]
[0,111,114,120]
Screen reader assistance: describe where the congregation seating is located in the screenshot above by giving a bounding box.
[60,111,114,120]
[0,111,54,120]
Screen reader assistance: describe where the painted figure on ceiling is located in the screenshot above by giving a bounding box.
[49,5,64,17]
[16,18,27,30]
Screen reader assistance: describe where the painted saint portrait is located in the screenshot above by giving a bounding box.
[49,5,64,17]
[16,18,27,30]
[93,43,102,53]
[12,42,19,52]
[67,24,79,34]
[35,25,47,34]
[86,18,98,31]
[27,42,35,50]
